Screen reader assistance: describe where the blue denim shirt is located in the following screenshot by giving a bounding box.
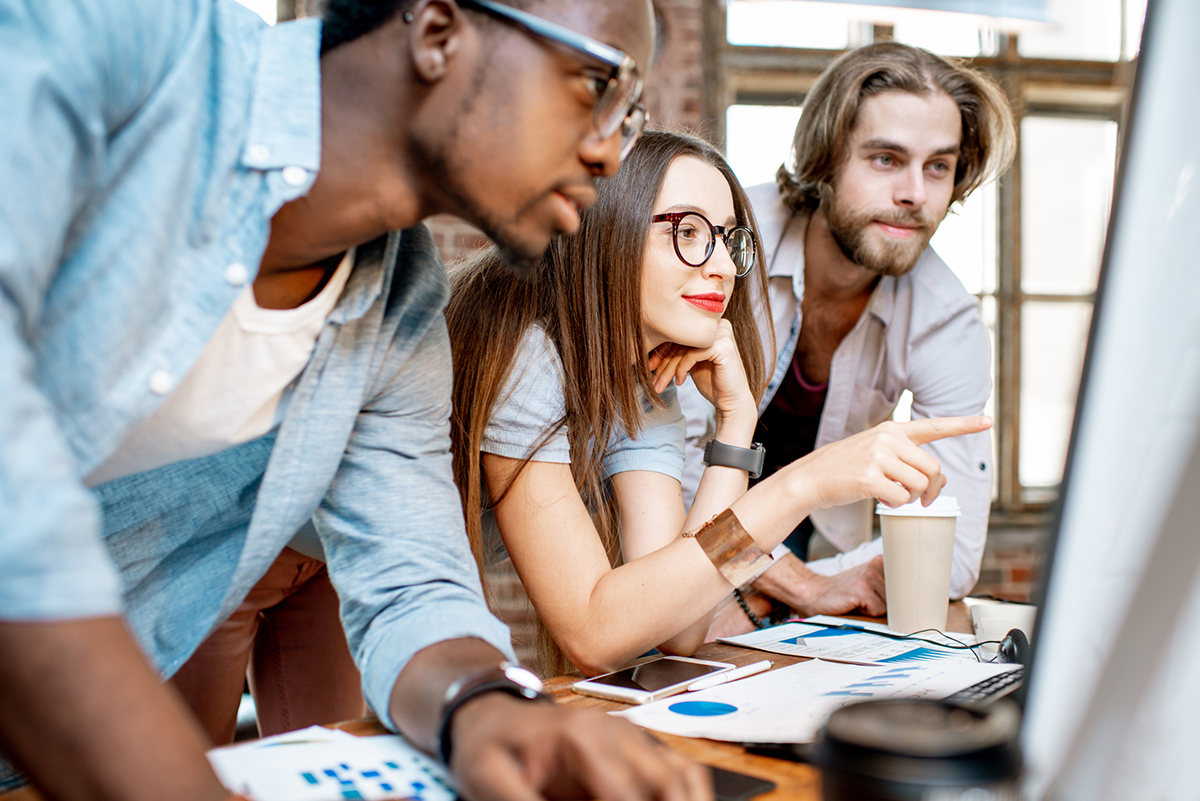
[0,0,512,728]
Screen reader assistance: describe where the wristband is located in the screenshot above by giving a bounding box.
[684,508,773,587]
[437,662,551,765]
[703,439,765,479]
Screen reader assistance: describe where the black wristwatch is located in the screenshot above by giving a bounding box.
[437,662,550,765]
[703,438,766,479]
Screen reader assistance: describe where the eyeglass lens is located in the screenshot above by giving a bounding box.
[594,68,645,158]
[671,213,754,277]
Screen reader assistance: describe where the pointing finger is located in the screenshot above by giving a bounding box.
[903,416,992,447]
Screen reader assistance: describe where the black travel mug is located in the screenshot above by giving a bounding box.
[812,698,1022,801]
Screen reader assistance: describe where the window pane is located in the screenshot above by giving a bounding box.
[893,14,998,58]
[931,181,998,295]
[1124,0,1149,60]
[1019,301,1091,487]
[725,105,804,190]
[727,1,852,49]
[1018,0,1122,61]
[1020,117,1117,296]
[234,0,275,24]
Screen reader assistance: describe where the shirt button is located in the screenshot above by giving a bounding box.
[148,370,174,396]
[247,144,270,165]
[281,165,309,187]
[224,262,249,287]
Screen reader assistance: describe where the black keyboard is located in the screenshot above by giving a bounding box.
[942,667,1025,705]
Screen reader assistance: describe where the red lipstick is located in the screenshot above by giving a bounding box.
[683,293,726,313]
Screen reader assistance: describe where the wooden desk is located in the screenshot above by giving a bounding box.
[538,603,973,801]
[0,605,972,801]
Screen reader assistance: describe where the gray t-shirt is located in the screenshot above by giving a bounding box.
[479,326,687,559]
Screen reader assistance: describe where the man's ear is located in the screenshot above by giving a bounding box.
[408,0,469,83]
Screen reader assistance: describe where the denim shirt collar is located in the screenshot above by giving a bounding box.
[240,17,322,209]
[243,17,385,323]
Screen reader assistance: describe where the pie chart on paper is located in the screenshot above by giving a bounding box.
[667,700,738,716]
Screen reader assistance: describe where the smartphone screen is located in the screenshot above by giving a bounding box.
[588,658,728,692]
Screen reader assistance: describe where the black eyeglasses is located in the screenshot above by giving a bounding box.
[652,212,756,278]
[457,0,647,160]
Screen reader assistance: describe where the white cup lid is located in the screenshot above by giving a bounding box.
[876,495,961,517]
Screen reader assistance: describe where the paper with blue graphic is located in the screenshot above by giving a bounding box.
[717,615,981,665]
[614,659,1020,743]
[207,725,456,801]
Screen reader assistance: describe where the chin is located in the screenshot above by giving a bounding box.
[668,322,721,351]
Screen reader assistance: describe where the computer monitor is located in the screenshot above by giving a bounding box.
[1019,0,1200,797]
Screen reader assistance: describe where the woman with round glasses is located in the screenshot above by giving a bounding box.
[446,130,989,676]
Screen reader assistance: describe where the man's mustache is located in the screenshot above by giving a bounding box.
[872,209,936,231]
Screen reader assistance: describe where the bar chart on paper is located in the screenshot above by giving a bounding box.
[207,726,457,801]
[719,616,980,665]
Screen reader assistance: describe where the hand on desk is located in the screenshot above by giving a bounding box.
[448,693,713,801]
[754,553,886,618]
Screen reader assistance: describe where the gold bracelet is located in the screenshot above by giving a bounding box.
[685,509,773,587]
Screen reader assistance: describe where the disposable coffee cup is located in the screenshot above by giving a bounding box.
[877,495,960,634]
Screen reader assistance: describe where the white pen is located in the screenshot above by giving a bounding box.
[687,660,773,692]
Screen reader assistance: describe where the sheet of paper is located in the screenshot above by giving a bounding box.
[614,659,1020,743]
[207,726,457,801]
[717,615,981,665]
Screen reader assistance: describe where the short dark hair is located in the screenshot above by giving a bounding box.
[320,0,535,56]
[321,0,411,55]
[777,41,1016,211]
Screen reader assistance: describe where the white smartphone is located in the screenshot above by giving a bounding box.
[571,656,735,704]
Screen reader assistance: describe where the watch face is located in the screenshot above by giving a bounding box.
[502,663,545,693]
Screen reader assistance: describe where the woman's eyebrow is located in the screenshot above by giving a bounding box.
[656,202,705,215]
[654,204,737,226]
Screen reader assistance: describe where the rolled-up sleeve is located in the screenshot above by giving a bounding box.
[906,298,993,598]
[315,313,513,730]
[601,382,687,481]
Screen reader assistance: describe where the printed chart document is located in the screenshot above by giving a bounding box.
[718,615,981,665]
[207,725,456,801]
[614,659,1020,743]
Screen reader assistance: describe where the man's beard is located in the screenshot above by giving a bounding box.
[408,60,545,277]
[824,193,939,278]
[416,142,546,277]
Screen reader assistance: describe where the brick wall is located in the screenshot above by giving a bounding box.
[974,527,1046,603]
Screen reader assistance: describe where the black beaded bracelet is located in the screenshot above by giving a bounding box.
[733,588,767,630]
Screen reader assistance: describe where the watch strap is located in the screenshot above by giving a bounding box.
[437,664,551,765]
[703,439,766,479]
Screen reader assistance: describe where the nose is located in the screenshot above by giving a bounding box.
[704,238,739,283]
[895,163,927,209]
[579,128,625,179]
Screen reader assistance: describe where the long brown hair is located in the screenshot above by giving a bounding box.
[777,40,1016,212]
[446,129,773,674]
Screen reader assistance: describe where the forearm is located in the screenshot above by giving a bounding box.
[683,407,756,531]
[752,552,824,613]
[0,617,227,801]
[550,540,734,674]
[386,637,511,755]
